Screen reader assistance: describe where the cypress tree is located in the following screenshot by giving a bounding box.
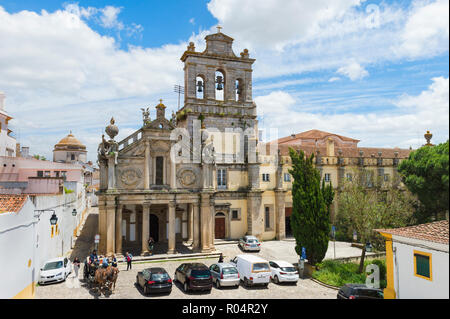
[289,148,332,265]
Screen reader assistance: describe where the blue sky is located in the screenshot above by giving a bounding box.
[0,0,448,162]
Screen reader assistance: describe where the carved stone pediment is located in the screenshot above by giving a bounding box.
[145,118,175,130]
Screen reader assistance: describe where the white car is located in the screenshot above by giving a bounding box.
[39,257,71,285]
[269,260,299,284]
[238,235,261,252]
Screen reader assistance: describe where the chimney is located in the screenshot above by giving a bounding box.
[21,146,30,158]
[0,91,5,111]
[16,143,21,157]
[326,138,335,157]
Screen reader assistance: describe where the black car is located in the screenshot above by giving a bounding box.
[174,263,213,293]
[337,284,384,299]
[136,267,172,295]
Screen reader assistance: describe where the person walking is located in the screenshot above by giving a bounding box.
[73,257,81,280]
[125,252,133,270]
[148,237,155,256]
[218,253,224,263]
[111,254,118,268]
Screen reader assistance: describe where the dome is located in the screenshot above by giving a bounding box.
[54,132,86,151]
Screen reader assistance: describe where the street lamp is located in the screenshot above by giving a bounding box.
[49,212,58,225]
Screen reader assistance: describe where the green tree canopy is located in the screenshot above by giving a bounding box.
[288,148,333,265]
[398,140,449,221]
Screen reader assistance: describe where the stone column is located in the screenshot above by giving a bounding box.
[200,194,211,252]
[115,204,123,255]
[168,201,176,254]
[106,204,116,256]
[247,192,262,240]
[210,200,215,250]
[142,203,150,255]
[192,202,200,251]
[187,203,193,244]
[144,139,150,189]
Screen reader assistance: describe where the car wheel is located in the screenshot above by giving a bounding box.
[264,283,269,288]
[244,278,249,287]
[143,285,148,295]
[216,280,221,289]
[274,275,279,284]
[184,282,188,292]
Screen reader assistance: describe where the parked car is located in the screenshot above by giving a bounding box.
[230,254,271,287]
[269,260,299,284]
[337,283,384,299]
[136,267,172,295]
[38,257,71,285]
[174,263,213,293]
[209,263,240,289]
[238,235,261,252]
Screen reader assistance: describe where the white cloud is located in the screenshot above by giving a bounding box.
[100,6,123,29]
[255,77,449,148]
[337,62,369,80]
[395,0,449,58]
[206,0,448,79]
[328,77,341,82]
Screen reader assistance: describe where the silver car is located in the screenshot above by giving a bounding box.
[239,235,261,252]
[209,263,240,289]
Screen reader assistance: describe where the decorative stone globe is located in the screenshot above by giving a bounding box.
[105,117,119,140]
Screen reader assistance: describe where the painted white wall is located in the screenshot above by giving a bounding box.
[0,190,88,298]
[393,236,449,299]
[0,199,35,298]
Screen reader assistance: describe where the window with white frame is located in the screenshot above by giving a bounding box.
[217,168,227,189]
[284,173,291,182]
[324,173,331,182]
[346,173,352,181]
[262,173,270,182]
[384,174,390,182]
[231,209,241,220]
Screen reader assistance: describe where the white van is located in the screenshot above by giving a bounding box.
[230,254,271,287]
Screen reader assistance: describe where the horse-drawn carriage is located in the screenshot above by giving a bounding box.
[83,256,119,294]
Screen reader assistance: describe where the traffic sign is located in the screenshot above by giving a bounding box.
[94,234,100,243]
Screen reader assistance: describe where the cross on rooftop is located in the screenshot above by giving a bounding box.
[216,26,222,33]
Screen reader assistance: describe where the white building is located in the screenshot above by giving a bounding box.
[377,220,449,299]
[0,92,17,157]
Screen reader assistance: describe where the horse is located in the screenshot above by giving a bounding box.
[94,267,108,294]
[105,266,119,292]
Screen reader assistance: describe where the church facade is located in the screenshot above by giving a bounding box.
[96,30,412,256]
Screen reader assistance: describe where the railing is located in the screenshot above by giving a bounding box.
[118,129,143,151]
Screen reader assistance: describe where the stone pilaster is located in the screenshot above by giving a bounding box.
[187,203,194,244]
[275,190,286,240]
[200,193,212,252]
[98,198,107,254]
[247,191,262,239]
[115,204,123,255]
[144,139,150,189]
[106,200,116,256]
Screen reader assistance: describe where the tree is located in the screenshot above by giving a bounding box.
[398,140,449,222]
[288,148,332,265]
[336,168,415,273]
[33,154,46,161]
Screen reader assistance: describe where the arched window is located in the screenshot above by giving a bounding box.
[215,70,225,101]
[196,76,205,99]
[235,79,244,101]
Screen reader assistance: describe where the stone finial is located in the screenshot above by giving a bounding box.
[424,130,434,146]
[240,49,249,58]
[187,42,195,52]
[105,117,119,140]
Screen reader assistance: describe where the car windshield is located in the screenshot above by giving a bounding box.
[222,267,238,275]
[43,261,63,270]
[191,269,210,278]
[253,262,270,272]
[151,272,169,281]
[281,267,297,272]
[247,239,258,243]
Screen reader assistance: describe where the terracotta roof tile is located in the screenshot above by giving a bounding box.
[376,220,449,245]
[0,194,28,213]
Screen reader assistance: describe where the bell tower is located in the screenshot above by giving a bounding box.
[178,29,257,134]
